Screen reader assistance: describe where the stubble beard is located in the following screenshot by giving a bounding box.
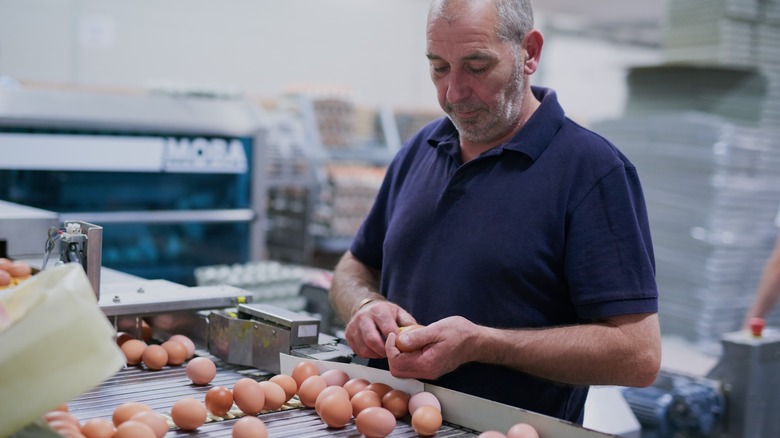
[446,68,526,146]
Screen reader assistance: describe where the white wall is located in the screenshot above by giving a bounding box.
[0,0,659,122]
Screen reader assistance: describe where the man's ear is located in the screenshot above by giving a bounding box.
[522,29,544,75]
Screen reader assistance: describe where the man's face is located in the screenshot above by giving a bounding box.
[426,2,526,146]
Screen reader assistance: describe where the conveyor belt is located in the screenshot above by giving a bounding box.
[67,353,479,437]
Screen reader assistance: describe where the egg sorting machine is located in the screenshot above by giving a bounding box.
[623,321,780,437]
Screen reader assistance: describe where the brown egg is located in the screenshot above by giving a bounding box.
[355,406,396,438]
[114,420,156,438]
[115,332,135,347]
[259,380,287,411]
[232,415,268,438]
[8,260,32,278]
[161,340,187,366]
[269,374,297,401]
[205,386,234,417]
[382,389,411,418]
[0,258,11,272]
[233,378,265,415]
[130,411,168,438]
[321,368,350,387]
[80,418,115,438]
[169,334,196,359]
[365,382,393,399]
[141,345,168,370]
[318,392,353,429]
[351,389,382,417]
[0,270,11,287]
[507,423,540,438]
[315,385,350,415]
[291,360,319,389]
[140,320,153,342]
[412,405,442,437]
[120,339,147,366]
[298,375,327,408]
[408,391,441,415]
[170,398,207,431]
[186,357,217,385]
[396,324,426,352]
[479,432,508,438]
[112,402,152,426]
[343,377,370,399]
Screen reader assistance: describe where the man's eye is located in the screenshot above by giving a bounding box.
[468,65,488,74]
[432,65,449,74]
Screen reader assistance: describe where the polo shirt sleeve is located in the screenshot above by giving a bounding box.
[349,161,398,271]
[565,162,659,320]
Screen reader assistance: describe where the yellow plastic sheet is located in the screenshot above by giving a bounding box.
[0,264,125,437]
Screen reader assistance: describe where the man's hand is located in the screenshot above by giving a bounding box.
[385,316,479,380]
[345,300,416,359]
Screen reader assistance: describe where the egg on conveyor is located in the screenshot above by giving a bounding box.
[355,406,396,438]
[141,345,168,370]
[269,374,297,402]
[291,360,319,388]
[298,375,327,408]
[259,380,287,411]
[169,334,196,359]
[232,378,265,415]
[232,416,268,438]
[507,422,540,438]
[170,398,207,431]
[112,402,152,427]
[382,389,411,418]
[205,386,234,417]
[186,357,217,385]
[113,420,156,438]
[161,340,188,366]
[130,411,169,438]
[317,389,352,429]
[120,339,147,366]
[411,405,443,437]
[80,417,116,438]
[0,270,11,287]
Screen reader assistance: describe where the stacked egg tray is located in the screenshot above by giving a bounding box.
[67,353,479,437]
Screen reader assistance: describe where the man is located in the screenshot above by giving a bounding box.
[328,0,661,424]
[744,203,780,329]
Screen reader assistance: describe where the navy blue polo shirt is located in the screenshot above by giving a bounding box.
[349,86,658,423]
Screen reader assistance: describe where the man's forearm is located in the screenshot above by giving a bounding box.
[473,313,660,387]
[329,251,383,323]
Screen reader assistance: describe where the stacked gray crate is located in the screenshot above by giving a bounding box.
[593,0,780,354]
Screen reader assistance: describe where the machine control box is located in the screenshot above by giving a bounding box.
[208,303,351,374]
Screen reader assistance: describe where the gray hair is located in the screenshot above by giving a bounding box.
[429,0,535,44]
[495,0,534,44]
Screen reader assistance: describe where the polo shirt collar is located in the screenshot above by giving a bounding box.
[426,86,565,161]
